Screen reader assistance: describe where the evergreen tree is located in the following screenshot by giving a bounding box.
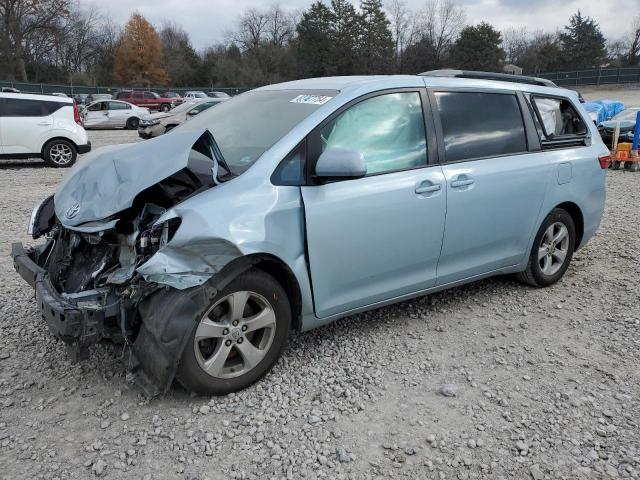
[559,11,606,70]
[358,0,395,74]
[329,0,361,75]
[296,2,335,77]
[450,22,505,72]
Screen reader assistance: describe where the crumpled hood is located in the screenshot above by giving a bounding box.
[55,128,208,227]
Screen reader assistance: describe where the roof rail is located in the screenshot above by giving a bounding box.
[419,69,558,88]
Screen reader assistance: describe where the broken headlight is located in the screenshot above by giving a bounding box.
[138,217,181,254]
[28,195,55,239]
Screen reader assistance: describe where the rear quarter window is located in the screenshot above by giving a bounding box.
[434,91,527,162]
[0,98,65,117]
[530,95,588,140]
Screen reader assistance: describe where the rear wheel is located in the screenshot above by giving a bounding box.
[176,269,291,395]
[43,139,77,168]
[126,117,139,130]
[516,208,575,287]
[612,160,621,170]
[160,103,171,112]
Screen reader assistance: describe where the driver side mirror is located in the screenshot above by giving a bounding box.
[314,148,367,180]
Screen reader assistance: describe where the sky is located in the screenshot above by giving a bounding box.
[83,0,637,51]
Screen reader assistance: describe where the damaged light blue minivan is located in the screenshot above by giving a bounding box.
[12,72,608,395]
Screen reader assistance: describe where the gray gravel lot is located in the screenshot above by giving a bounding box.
[1,128,639,480]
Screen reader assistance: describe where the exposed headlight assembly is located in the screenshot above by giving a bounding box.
[28,195,56,239]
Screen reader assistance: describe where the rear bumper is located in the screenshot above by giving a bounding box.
[11,242,107,346]
[77,142,91,154]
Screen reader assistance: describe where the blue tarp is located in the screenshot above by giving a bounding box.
[584,100,624,124]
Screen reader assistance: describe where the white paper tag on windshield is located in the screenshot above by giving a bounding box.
[290,94,333,105]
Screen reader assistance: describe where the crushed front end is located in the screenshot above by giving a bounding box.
[12,202,175,361]
[11,129,236,395]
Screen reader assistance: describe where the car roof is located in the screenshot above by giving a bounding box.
[0,92,73,103]
[256,74,576,101]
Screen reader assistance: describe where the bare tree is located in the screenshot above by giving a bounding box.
[413,0,466,67]
[233,8,270,53]
[502,27,529,65]
[627,16,640,65]
[0,0,70,80]
[265,5,295,48]
[386,0,410,67]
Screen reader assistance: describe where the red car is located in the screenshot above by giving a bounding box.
[114,90,177,112]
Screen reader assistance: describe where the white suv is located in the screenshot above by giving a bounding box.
[0,93,90,167]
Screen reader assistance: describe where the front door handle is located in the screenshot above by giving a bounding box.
[415,183,441,194]
[451,178,474,188]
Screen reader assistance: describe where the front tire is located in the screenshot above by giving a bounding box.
[126,117,139,130]
[43,139,77,168]
[160,103,171,112]
[516,208,576,287]
[176,269,291,395]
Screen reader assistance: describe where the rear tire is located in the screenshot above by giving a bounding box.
[612,160,621,170]
[43,139,77,168]
[176,269,291,395]
[126,117,139,130]
[160,104,171,112]
[516,208,575,287]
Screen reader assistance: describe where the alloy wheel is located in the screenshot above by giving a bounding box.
[193,291,277,379]
[49,143,73,166]
[538,222,569,276]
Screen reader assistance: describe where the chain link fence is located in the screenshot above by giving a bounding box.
[539,68,640,87]
[3,68,640,95]
[0,80,250,96]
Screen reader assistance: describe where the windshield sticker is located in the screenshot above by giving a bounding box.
[290,94,333,105]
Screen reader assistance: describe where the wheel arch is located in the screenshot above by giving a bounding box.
[231,253,303,332]
[40,136,78,157]
[553,201,584,250]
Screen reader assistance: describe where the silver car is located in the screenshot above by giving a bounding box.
[138,99,219,138]
[12,74,607,396]
[82,100,150,130]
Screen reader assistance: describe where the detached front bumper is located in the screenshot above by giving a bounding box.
[11,242,114,358]
[137,124,164,139]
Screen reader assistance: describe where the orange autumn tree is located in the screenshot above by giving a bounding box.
[113,13,169,86]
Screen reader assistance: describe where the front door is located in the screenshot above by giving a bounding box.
[432,90,551,285]
[0,97,55,155]
[301,91,446,318]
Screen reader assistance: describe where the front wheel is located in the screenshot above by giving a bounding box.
[160,103,171,112]
[126,117,139,130]
[516,208,576,287]
[176,269,291,395]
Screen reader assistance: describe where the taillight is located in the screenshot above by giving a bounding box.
[73,100,81,125]
[598,154,611,169]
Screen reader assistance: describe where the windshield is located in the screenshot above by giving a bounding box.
[180,89,337,174]
[613,109,640,122]
[168,101,200,114]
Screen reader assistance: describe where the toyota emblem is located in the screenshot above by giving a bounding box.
[65,203,80,219]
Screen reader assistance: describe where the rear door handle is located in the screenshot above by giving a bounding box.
[415,183,441,194]
[451,178,474,188]
[37,121,52,126]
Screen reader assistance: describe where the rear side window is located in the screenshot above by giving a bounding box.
[530,95,588,146]
[434,92,527,162]
[0,98,64,117]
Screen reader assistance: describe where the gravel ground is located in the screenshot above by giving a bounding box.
[1,129,639,480]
